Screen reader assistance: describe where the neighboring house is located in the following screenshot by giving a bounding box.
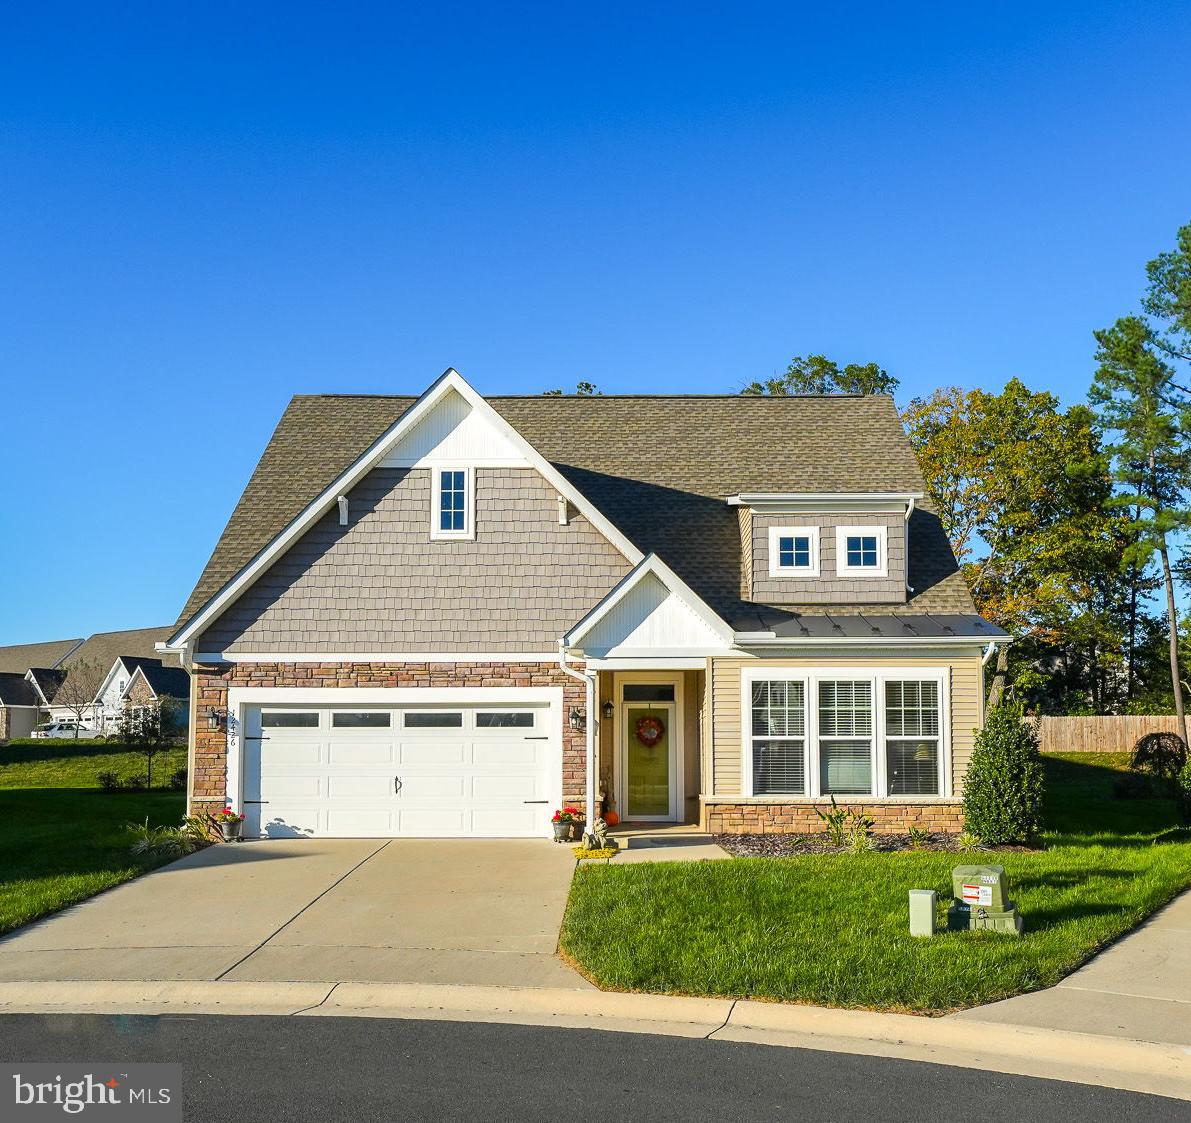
[121,661,190,735]
[93,656,165,733]
[0,673,41,740]
[12,629,175,730]
[161,369,1007,840]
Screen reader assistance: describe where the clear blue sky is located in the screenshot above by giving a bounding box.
[2,2,1190,645]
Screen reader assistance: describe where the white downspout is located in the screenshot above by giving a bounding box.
[558,641,597,828]
[982,641,999,666]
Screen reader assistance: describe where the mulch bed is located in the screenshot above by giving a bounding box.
[713,833,1041,856]
[713,832,964,857]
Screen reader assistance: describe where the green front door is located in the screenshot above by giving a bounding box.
[625,703,673,819]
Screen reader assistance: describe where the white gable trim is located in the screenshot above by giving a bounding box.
[166,369,645,651]
[563,553,734,655]
[92,657,130,706]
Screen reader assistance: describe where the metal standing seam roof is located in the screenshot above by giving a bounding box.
[173,391,986,638]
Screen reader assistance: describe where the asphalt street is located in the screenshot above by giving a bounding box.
[0,1013,1186,1122]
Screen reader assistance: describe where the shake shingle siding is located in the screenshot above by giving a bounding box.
[197,467,632,653]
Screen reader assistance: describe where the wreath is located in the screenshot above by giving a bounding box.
[634,715,666,748]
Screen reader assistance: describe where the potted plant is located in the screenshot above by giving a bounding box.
[551,806,585,842]
[214,806,245,842]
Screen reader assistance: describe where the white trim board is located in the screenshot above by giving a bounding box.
[563,553,733,654]
[167,369,644,652]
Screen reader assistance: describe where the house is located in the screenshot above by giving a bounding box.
[160,369,1007,839]
[0,673,41,740]
[93,656,168,733]
[16,629,175,731]
[120,661,190,736]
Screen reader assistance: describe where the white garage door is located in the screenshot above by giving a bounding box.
[241,702,557,838]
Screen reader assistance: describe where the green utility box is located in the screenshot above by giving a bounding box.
[947,864,1024,936]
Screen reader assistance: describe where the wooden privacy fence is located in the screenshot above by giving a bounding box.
[1037,715,1183,754]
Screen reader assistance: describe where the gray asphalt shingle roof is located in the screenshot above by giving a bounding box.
[175,391,984,638]
[0,673,39,707]
[0,639,84,674]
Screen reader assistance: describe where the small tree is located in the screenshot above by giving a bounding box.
[50,659,106,737]
[117,697,183,789]
[963,703,1045,845]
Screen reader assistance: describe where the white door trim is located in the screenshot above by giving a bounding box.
[612,671,684,823]
[224,686,564,827]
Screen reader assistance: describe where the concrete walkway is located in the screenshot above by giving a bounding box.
[0,839,589,989]
[955,888,1191,1047]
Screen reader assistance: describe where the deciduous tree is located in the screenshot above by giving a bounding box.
[743,355,898,396]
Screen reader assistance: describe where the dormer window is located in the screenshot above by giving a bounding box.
[836,526,887,577]
[431,467,474,540]
[768,526,819,577]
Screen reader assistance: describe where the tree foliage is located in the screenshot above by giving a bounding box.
[903,379,1128,710]
[962,703,1045,845]
[743,354,898,397]
[544,381,601,396]
[1091,222,1191,747]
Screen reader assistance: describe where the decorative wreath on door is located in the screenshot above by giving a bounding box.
[634,715,666,747]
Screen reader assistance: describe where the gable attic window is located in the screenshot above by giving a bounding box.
[835,525,887,577]
[431,467,474,541]
[768,526,820,577]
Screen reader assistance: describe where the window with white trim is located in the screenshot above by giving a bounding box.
[818,680,873,795]
[743,671,947,799]
[885,680,940,795]
[835,525,887,576]
[749,680,806,794]
[431,468,473,540]
[768,526,820,577]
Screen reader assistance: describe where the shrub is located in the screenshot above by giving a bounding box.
[906,825,930,850]
[962,702,1045,845]
[847,813,875,853]
[123,775,146,792]
[96,770,122,792]
[1130,731,1187,782]
[814,796,851,847]
[167,767,188,792]
[126,817,209,860]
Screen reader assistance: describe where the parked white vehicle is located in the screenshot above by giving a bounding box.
[32,720,98,739]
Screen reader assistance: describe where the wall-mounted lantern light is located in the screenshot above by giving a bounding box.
[601,700,615,720]
[206,707,228,732]
[569,707,585,732]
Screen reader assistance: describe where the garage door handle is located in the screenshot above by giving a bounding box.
[524,736,549,740]
[394,776,403,794]
[523,800,548,804]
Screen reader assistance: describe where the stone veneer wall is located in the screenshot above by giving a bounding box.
[191,661,588,814]
[703,801,964,834]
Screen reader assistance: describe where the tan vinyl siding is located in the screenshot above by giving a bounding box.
[710,651,984,797]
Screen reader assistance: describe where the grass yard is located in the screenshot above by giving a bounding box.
[561,752,1191,1012]
[0,741,188,935]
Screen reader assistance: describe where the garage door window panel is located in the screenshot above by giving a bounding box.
[404,711,464,729]
[332,712,392,728]
[475,711,535,728]
[261,712,319,729]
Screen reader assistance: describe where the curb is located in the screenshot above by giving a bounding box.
[0,981,1186,1101]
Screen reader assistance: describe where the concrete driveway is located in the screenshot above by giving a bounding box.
[0,839,590,989]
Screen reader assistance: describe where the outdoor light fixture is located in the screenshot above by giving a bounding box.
[569,707,585,732]
[207,707,228,732]
[601,700,615,720]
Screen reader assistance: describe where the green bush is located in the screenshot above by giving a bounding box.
[1178,758,1191,825]
[167,767,188,792]
[963,702,1045,844]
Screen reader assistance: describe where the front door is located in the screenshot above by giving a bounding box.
[623,702,677,821]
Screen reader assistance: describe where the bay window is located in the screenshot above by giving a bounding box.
[744,671,947,798]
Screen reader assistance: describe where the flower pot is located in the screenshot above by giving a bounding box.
[219,819,242,842]
[570,821,586,841]
[552,821,571,843]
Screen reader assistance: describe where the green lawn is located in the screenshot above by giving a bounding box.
[561,752,1191,1012]
[0,741,188,935]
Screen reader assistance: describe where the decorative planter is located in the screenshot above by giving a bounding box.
[552,821,571,842]
[219,820,243,842]
[570,821,586,841]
